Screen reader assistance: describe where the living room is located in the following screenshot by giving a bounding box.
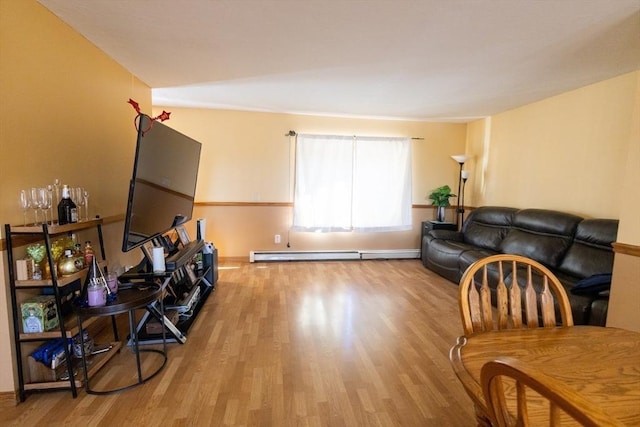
[0,0,638,419]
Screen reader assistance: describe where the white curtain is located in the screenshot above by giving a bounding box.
[293,134,412,232]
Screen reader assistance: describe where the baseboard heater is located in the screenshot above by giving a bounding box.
[249,249,420,262]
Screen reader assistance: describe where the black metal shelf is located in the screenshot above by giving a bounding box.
[4,220,117,401]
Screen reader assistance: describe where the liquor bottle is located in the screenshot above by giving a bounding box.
[57,185,78,225]
[83,241,95,267]
[58,249,79,276]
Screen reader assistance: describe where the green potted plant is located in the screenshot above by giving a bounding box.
[427,185,456,222]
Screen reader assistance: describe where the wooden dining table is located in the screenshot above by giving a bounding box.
[450,326,640,425]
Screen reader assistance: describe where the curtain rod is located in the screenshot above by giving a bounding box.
[285,130,423,140]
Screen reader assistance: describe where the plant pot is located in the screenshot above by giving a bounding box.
[436,206,446,222]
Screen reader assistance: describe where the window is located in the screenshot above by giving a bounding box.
[293,134,412,232]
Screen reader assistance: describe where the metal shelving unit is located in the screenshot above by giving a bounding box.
[5,219,119,401]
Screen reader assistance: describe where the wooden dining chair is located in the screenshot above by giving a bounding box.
[452,254,574,426]
[458,254,574,336]
[481,357,624,426]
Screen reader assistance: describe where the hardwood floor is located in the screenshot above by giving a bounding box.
[2,260,476,426]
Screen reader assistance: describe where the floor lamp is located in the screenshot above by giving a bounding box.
[460,170,469,226]
[451,155,470,229]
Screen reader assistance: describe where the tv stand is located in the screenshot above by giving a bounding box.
[119,232,218,344]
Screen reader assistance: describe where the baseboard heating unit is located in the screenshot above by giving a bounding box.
[249,249,420,262]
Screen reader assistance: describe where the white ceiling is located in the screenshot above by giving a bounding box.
[38,0,640,121]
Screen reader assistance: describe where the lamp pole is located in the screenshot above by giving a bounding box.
[456,162,463,226]
[451,155,469,229]
[461,170,469,226]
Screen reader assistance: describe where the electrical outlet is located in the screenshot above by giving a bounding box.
[274,234,281,244]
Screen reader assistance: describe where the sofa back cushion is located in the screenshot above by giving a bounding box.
[499,209,582,268]
[462,206,517,251]
[558,219,618,279]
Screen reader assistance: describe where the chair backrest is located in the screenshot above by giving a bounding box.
[458,254,573,335]
[481,357,624,427]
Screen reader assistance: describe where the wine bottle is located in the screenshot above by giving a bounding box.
[57,185,78,225]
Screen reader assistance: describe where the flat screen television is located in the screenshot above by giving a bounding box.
[122,114,202,252]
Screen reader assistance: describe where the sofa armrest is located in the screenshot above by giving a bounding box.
[589,298,609,326]
[428,229,463,241]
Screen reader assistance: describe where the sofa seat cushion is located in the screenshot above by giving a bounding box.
[509,268,594,325]
[459,249,501,277]
[503,270,592,325]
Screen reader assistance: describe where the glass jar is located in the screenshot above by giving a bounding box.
[87,279,106,307]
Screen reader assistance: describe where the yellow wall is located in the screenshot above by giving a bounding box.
[465,71,640,331]
[466,72,637,218]
[613,71,640,242]
[607,71,640,332]
[464,118,489,208]
[152,107,467,256]
[0,0,150,395]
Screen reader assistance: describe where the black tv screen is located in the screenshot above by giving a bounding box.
[122,114,202,252]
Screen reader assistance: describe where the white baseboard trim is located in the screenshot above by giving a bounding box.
[359,249,421,260]
[249,249,420,262]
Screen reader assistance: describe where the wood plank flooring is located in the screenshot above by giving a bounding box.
[1,260,476,426]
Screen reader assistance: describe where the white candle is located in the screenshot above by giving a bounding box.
[152,246,166,273]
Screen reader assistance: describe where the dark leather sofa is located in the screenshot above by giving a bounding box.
[422,206,618,326]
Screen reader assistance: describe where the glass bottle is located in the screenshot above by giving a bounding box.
[74,243,85,269]
[83,241,95,267]
[57,185,78,225]
[58,249,79,276]
[32,264,42,281]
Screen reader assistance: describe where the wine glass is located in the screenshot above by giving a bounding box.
[30,187,41,225]
[20,190,31,226]
[83,189,90,221]
[53,178,60,213]
[47,185,54,224]
[69,187,79,221]
[75,187,85,221]
[39,188,52,226]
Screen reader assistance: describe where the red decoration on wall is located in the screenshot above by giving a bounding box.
[127,98,141,114]
[155,110,171,122]
[127,99,171,135]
